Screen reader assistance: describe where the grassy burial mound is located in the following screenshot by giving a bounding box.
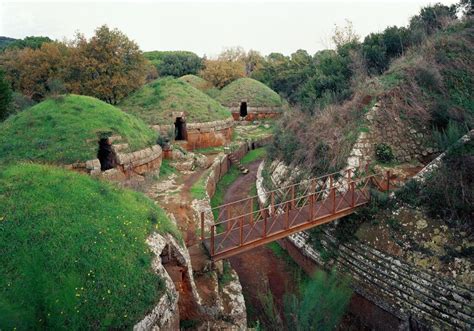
[0,94,156,165]
[119,77,231,125]
[178,74,213,91]
[0,163,181,330]
[217,78,283,108]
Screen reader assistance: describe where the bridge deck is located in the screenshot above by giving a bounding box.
[203,190,369,260]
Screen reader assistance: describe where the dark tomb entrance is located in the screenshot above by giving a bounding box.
[175,117,187,140]
[240,101,248,117]
[97,138,117,171]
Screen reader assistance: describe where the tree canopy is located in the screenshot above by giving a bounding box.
[0,69,12,120]
[144,51,203,77]
[0,25,147,104]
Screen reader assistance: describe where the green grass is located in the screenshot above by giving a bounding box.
[211,165,241,219]
[0,95,156,165]
[217,78,283,107]
[190,170,210,200]
[119,77,231,125]
[178,74,212,91]
[210,147,267,219]
[266,242,310,284]
[241,148,267,164]
[233,124,274,142]
[0,163,181,330]
[159,159,177,179]
[193,146,225,154]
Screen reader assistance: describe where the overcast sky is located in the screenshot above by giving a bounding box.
[0,0,459,56]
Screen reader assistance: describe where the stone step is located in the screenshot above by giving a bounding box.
[330,245,463,329]
[335,243,473,326]
[229,155,249,174]
[345,239,474,300]
[319,238,472,329]
[343,241,474,312]
[321,231,474,309]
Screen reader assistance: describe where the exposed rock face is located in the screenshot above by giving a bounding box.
[258,160,474,330]
[134,233,183,331]
[413,130,473,182]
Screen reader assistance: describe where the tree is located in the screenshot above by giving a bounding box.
[0,42,68,101]
[332,20,360,50]
[3,36,52,50]
[409,4,457,36]
[243,49,264,76]
[0,69,13,120]
[284,270,352,331]
[144,51,203,77]
[200,51,246,88]
[65,25,147,104]
[362,33,388,75]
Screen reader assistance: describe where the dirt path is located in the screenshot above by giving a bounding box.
[223,160,301,327]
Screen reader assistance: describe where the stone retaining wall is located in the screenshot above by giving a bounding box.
[229,106,281,121]
[256,162,474,330]
[67,141,162,182]
[152,118,234,151]
[347,103,438,169]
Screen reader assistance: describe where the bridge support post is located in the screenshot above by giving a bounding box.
[285,203,289,229]
[239,217,243,246]
[347,169,352,190]
[211,225,215,256]
[263,210,267,238]
[291,186,295,209]
[201,211,205,240]
[227,206,231,232]
[330,175,336,214]
[351,181,355,207]
[271,192,275,216]
[249,198,253,225]
[310,194,314,221]
[386,170,390,192]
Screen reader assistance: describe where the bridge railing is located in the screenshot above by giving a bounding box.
[201,167,392,257]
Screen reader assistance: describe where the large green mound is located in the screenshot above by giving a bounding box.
[179,74,213,91]
[217,78,283,107]
[0,95,156,165]
[119,77,231,125]
[0,163,180,329]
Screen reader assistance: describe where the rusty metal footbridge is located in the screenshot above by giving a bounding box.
[201,167,392,261]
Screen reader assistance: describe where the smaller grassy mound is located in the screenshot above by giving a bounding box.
[120,77,231,125]
[217,78,283,107]
[0,94,156,165]
[179,74,213,91]
[0,163,180,330]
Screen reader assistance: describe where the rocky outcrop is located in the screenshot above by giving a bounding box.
[257,160,474,330]
[134,232,186,331]
[287,231,474,330]
[413,130,473,182]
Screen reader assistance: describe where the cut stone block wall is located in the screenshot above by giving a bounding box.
[67,139,162,182]
[229,106,281,121]
[347,103,439,169]
[152,118,234,151]
[257,161,474,330]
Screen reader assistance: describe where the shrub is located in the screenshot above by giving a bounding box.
[284,269,352,331]
[375,143,394,163]
[0,69,12,121]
